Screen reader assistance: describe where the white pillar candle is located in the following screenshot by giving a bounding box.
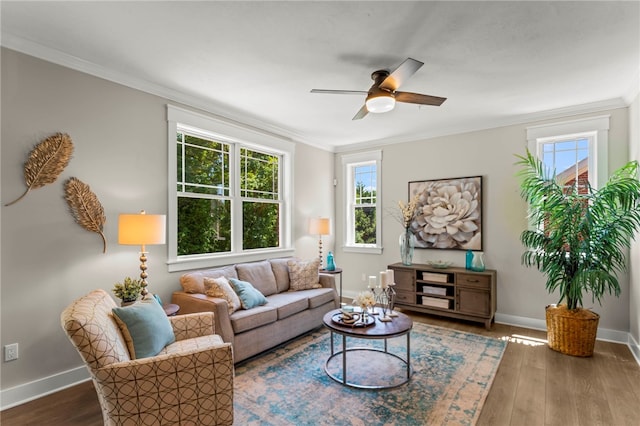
[386,269,395,285]
[368,276,376,289]
[380,271,388,289]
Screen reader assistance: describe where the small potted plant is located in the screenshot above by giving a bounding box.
[112,277,143,306]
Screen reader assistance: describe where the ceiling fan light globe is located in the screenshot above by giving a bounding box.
[365,95,395,113]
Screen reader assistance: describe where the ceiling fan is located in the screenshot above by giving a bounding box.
[311,58,446,120]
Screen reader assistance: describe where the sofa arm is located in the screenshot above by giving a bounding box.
[172,291,235,345]
[94,339,233,425]
[169,312,215,341]
[319,273,336,290]
[319,273,339,307]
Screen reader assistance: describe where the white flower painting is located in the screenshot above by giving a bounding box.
[409,176,482,250]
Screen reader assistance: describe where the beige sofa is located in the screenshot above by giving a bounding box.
[171,258,339,363]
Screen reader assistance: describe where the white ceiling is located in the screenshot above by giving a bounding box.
[2,1,639,151]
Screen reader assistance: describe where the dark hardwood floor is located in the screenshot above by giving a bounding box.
[2,310,639,426]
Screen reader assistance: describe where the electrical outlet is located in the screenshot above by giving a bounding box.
[4,343,18,361]
[361,273,366,282]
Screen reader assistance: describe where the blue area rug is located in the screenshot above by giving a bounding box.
[233,322,506,425]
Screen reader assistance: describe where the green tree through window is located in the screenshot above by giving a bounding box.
[176,131,281,256]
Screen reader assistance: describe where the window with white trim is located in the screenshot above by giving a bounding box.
[168,105,294,271]
[527,115,610,190]
[342,150,382,253]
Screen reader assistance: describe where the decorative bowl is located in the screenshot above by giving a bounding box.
[426,260,453,269]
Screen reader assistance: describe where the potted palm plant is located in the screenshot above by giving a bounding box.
[516,150,640,356]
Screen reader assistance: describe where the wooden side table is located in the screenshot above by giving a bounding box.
[320,268,343,305]
[163,303,180,316]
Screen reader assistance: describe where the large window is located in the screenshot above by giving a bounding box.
[168,105,294,271]
[343,150,382,253]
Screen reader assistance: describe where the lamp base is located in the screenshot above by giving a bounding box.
[139,251,149,297]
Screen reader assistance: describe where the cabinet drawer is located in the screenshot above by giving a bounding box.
[395,290,415,304]
[457,273,490,289]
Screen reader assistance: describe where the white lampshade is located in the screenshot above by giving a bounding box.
[309,217,330,236]
[118,211,166,246]
[366,94,395,113]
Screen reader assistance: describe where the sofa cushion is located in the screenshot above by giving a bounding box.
[236,261,278,296]
[204,276,241,314]
[305,287,337,309]
[288,258,322,291]
[229,278,268,310]
[270,258,292,293]
[180,265,238,294]
[266,292,310,320]
[230,305,278,334]
[112,298,176,359]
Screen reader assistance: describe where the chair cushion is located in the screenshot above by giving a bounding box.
[288,258,322,291]
[269,257,292,293]
[229,278,268,309]
[266,292,309,320]
[112,298,176,359]
[204,276,241,314]
[180,265,239,294]
[236,260,278,296]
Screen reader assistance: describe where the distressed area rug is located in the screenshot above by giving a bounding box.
[233,322,506,425]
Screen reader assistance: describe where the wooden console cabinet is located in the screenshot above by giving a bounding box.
[388,263,497,329]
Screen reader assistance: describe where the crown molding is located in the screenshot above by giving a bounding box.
[0,34,316,149]
[1,33,632,155]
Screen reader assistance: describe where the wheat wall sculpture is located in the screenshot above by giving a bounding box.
[64,177,107,253]
[5,133,74,206]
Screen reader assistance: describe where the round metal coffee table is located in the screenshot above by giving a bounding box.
[322,308,413,389]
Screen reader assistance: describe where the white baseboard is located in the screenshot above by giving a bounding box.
[0,366,90,411]
[1,312,638,410]
[629,333,640,365]
[495,312,630,344]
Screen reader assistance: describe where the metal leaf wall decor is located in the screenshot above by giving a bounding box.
[64,177,107,253]
[5,133,74,206]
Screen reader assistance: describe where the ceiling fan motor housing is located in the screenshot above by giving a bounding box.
[366,70,395,113]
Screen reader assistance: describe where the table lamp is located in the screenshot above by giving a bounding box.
[309,217,330,268]
[118,210,166,297]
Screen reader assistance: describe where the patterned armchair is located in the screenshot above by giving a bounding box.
[61,289,234,426]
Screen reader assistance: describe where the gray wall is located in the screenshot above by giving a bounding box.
[334,108,631,333]
[0,48,333,401]
[629,92,640,359]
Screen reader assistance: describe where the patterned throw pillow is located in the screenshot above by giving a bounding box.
[287,258,322,291]
[229,278,268,310]
[204,276,241,314]
[112,297,175,359]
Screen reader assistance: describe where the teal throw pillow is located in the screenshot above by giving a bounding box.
[112,297,175,359]
[229,278,268,309]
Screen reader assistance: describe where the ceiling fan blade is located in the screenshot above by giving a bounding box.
[352,104,369,120]
[310,89,368,95]
[395,91,446,106]
[379,58,424,91]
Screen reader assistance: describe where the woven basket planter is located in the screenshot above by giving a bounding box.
[545,304,599,357]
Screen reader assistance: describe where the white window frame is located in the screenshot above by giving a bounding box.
[167,105,294,271]
[526,115,610,189]
[342,150,382,254]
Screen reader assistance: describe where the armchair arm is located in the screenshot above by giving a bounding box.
[93,339,233,425]
[172,291,235,344]
[169,311,215,341]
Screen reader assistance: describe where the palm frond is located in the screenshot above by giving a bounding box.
[516,150,640,309]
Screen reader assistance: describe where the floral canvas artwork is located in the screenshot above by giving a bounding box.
[408,176,482,250]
